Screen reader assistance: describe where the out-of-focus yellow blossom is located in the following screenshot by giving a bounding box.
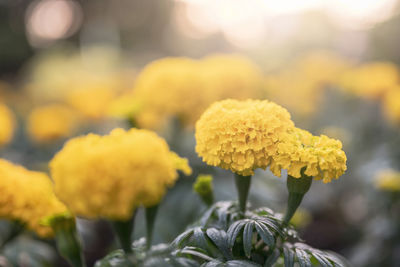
[0,159,67,237]
[338,62,399,99]
[65,85,117,120]
[195,99,295,176]
[27,104,80,143]
[290,208,312,228]
[132,55,264,130]
[50,128,191,220]
[292,51,352,85]
[375,169,400,192]
[382,87,400,124]
[133,57,206,129]
[271,128,347,183]
[0,104,15,146]
[265,72,323,116]
[200,54,265,100]
[193,174,213,196]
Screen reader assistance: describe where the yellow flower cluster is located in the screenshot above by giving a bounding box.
[27,104,80,143]
[132,55,264,129]
[338,62,399,99]
[375,169,400,192]
[0,159,67,237]
[272,128,347,183]
[195,99,347,182]
[195,99,295,176]
[50,128,191,220]
[0,104,15,146]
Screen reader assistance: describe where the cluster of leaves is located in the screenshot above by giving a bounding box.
[96,201,350,267]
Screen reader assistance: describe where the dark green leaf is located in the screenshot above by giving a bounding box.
[193,228,208,250]
[311,251,333,267]
[243,221,254,258]
[254,222,274,247]
[201,260,222,267]
[295,249,311,267]
[283,247,294,267]
[206,228,232,260]
[179,247,215,262]
[170,257,200,267]
[227,221,246,247]
[173,229,195,248]
[94,249,133,267]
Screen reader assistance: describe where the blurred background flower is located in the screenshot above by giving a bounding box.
[1,0,400,266]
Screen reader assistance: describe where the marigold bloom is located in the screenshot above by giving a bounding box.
[195,99,295,176]
[195,99,347,182]
[27,104,80,143]
[133,57,206,129]
[375,169,400,192]
[272,128,347,183]
[338,62,399,99]
[0,104,15,146]
[50,128,191,220]
[0,159,67,237]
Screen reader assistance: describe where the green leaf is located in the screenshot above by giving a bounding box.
[257,218,284,237]
[94,249,133,267]
[179,247,215,262]
[264,248,280,267]
[201,260,222,267]
[283,247,294,267]
[311,251,333,267]
[227,221,246,247]
[295,249,311,267]
[169,257,200,267]
[254,222,274,247]
[243,221,254,258]
[206,228,232,260]
[173,229,195,248]
[193,228,209,250]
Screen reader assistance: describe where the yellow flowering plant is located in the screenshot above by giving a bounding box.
[0,104,15,147]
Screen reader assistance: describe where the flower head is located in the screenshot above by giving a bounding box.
[375,169,400,192]
[50,128,191,220]
[27,104,80,143]
[0,104,15,146]
[195,99,295,176]
[272,128,347,183]
[0,159,67,237]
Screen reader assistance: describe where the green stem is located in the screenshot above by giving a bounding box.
[234,174,252,215]
[111,211,136,254]
[283,175,312,224]
[145,205,159,250]
[52,217,86,267]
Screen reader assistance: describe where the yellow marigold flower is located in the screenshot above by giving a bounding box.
[65,86,117,120]
[338,62,399,99]
[0,104,15,146]
[50,128,191,220]
[272,128,347,183]
[382,87,400,124]
[0,159,67,237]
[200,54,264,100]
[133,57,206,129]
[375,169,400,192]
[195,99,295,176]
[27,104,80,143]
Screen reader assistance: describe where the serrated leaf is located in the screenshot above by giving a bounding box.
[227,221,246,247]
[264,248,280,267]
[295,249,311,267]
[201,260,222,267]
[257,219,284,237]
[254,222,274,247]
[169,257,200,267]
[200,206,217,226]
[193,228,208,250]
[173,229,195,248]
[206,228,232,260]
[324,252,347,267]
[225,260,262,267]
[243,221,254,258]
[283,247,294,267]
